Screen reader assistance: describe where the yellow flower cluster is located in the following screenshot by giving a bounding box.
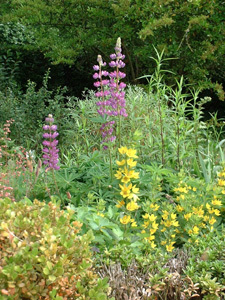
[173,179,223,244]
[115,146,140,227]
[141,212,159,249]
[116,163,224,253]
[159,211,179,252]
[217,168,225,195]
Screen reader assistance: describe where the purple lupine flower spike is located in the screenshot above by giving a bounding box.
[93,37,127,147]
[42,114,60,170]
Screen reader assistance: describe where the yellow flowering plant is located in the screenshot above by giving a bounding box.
[168,171,224,246]
[136,166,224,253]
[115,146,140,228]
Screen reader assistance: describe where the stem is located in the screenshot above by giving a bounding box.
[176,121,180,170]
[158,100,165,166]
[109,147,113,182]
[118,114,121,148]
[52,169,64,206]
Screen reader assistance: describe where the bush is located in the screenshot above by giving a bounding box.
[0,198,111,300]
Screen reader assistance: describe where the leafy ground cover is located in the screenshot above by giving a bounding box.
[0,40,225,300]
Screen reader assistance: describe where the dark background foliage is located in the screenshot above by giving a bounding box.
[0,0,224,104]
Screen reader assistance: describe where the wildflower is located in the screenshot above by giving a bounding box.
[130,185,139,194]
[145,235,155,242]
[108,37,127,117]
[128,170,139,179]
[143,213,150,219]
[97,212,104,218]
[206,203,214,214]
[126,201,139,211]
[192,206,204,217]
[213,209,220,216]
[149,214,157,222]
[152,221,158,230]
[131,221,137,227]
[115,170,123,180]
[150,228,157,235]
[209,217,216,225]
[116,159,126,166]
[126,148,138,158]
[164,220,172,227]
[128,184,139,201]
[184,213,192,220]
[121,174,131,184]
[93,38,127,147]
[150,241,157,249]
[203,215,209,222]
[116,200,125,208]
[119,183,132,198]
[166,242,175,252]
[218,179,225,186]
[174,187,188,193]
[200,222,206,228]
[211,199,222,206]
[171,213,177,220]
[150,203,160,211]
[127,158,137,167]
[176,205,184,212]
[42,115,60,171]
[218,170,225,177]
[120,215,131,225]
[192,226,199,235]
[162,211,169,220]
[172,220,179,227]
[118,146,128,155]
[143,220,150,229]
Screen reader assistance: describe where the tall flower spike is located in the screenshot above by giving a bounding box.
[93,55,116,147]
[42,114,60,171]
[108,37,127,117]
[93,38,127,147]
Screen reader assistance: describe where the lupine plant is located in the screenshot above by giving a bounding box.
[42,114,62,203]
[42,114,60,171]
[93,37,127,148]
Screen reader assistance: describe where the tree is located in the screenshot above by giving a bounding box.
[1,0,224,99]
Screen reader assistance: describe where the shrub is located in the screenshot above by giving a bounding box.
[0,198,111,300]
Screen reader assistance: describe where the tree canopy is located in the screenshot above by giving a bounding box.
[1,0,224,99]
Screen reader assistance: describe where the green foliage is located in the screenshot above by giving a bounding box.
[0,198,111,300]
[0,70,76,147]
[1,0,224,97]
[185,227,225,298]
[1,42,225,298]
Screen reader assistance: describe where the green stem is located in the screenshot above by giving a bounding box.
[52,169,64,206]
[109,147,113,182]
[118,114,121,148]
[158,100,165,166]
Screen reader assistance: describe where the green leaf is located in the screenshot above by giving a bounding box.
[107,206,114,219]
[46,261,53,270]
[49,275,56,282]
[43,267,49,275]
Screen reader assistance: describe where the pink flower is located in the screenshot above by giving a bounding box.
[42,114,60,171]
